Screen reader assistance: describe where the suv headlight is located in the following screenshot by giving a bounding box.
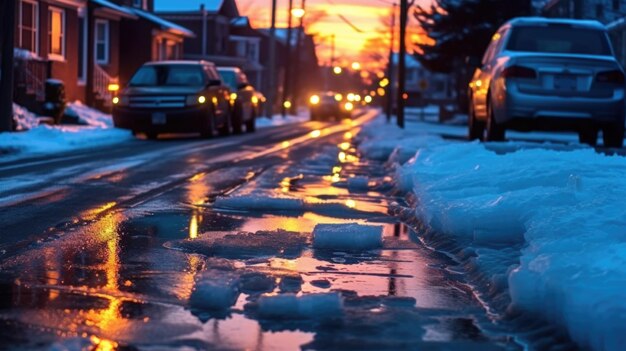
[186,95,207,106]
[115,95,129,106]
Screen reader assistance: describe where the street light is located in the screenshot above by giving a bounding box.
[351,61,361,70]
[333,66,343,75]
[291,8,305,18]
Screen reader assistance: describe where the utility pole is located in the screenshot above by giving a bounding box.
[396,0,408,129]
[291,0,306,114]
[385,3,397,123]
[266,0,278,118]
[282,0,294,117]
[0,0,17,132]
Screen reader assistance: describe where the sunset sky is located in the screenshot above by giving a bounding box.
[155,0,431,66]
[238,0,430,65]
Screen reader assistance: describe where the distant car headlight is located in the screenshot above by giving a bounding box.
[186,95,207,106]
[344,102,354,111]
[310,94,320,105]
[334,93,343,102]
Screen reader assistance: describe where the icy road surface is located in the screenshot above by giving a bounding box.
[0,109,525,350]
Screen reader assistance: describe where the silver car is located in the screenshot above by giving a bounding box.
[468,17,625,147]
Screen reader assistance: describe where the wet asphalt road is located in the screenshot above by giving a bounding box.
[0,110,554,350]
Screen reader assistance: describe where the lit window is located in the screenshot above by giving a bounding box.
[48,7,65,58]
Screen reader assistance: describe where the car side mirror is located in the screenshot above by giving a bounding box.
[208,79,222,87]
[466,56,482,68]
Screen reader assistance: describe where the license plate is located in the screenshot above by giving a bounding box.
[152,112,166,125]
[554,75,577,91]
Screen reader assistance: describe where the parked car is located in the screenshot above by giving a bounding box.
[309,92,354,121]
[217,67,259,134]
[468,18,625,147]
[112,61,232,139]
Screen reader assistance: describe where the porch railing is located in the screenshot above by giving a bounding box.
[14,56,50,101]
[93,64,118,107]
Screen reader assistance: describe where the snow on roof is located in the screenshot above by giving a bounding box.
[92,0,137,18]
[231,16,250,27]
[154,0,224,13]
[506,17,606,30]
[130,8,195,37]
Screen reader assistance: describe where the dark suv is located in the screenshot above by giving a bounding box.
[112,61,232,139]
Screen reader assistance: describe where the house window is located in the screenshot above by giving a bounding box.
[48,7,65,58]
[18,0,38,54]
[78,14,87,82]
[248,42,259,62]
[95,19,110,64]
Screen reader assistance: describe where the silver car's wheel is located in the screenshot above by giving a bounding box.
[468,100,485,141]
[485,101,505,142]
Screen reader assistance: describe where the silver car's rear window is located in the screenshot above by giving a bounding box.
[129,65,206,87]
[507,25,612,56]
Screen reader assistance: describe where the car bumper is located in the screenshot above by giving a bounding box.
[497,87,625,129]
[112,106,208,133]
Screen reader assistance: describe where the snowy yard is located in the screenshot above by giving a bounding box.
[358,116,626,351]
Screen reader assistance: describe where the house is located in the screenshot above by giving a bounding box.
[392,53,453,106]
[5,0,193,114]
[155,0,240,64]
[229,16,264,91]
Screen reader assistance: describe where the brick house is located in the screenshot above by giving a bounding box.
[5,0,193,113]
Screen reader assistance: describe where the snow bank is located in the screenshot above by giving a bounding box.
[0,125,131,159]
[189,271,240,310]
[313,223,383,250]
[257,292,343,319]
[214,194,306,211]
[359,119,626,351]
[64,101,114,128]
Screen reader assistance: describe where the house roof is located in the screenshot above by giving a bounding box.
[231,16,250,27]
[93,0,138,19]
[154,0,238,16]
[130,8,195,37]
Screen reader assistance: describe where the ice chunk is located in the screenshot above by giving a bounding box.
[189,271,240,310]
[257,292,343,319]
[177,230,309,259]
[214,194,305,211]
[313,223,383,250]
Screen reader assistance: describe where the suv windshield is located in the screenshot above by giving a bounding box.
[129,65,206,87]
[218,70,238,90]
[507,25,612,56]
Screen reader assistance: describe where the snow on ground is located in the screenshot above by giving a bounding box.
[1,102,130,160]
[358,116,626,351]
[64,101,114,128]
[313,223,383,250]
[12,104,39,131]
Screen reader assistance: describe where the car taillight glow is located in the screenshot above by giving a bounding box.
[501,65,537,79]
[596,70,625,84]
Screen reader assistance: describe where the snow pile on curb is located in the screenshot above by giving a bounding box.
[359,118,626,351]
[65,101,114,128]
[257,292,343,319]
[257,112,309,129]
[313,223,383,250]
